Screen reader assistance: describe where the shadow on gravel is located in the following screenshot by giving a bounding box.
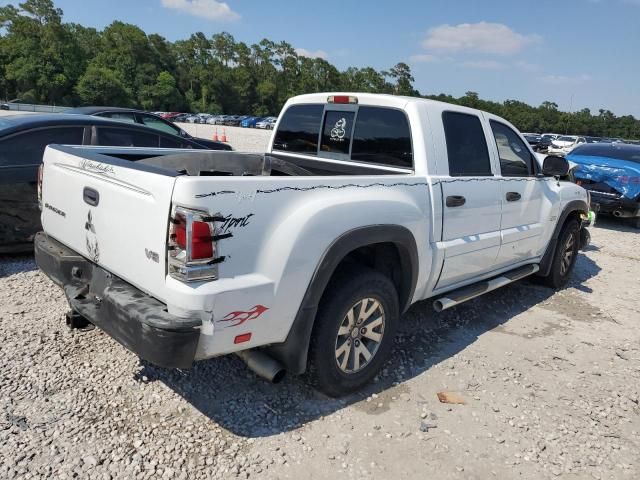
[139,253,601,438]
[0,253,37,278]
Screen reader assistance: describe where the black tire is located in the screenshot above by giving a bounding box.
[308,266,399,397]
[542,220,580,289]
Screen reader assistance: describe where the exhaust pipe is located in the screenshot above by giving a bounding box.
[613,210,623,217]
[235,350,286,384]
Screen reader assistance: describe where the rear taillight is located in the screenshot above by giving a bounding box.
[168,206,221,282]
[37,164,43,210]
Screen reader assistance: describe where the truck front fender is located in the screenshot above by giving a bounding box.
[538,199,589,277]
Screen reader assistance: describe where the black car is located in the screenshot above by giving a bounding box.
[66,107,230,151]
[0,113,231,253]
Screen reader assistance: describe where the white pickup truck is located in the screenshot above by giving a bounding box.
[35,93,590,396]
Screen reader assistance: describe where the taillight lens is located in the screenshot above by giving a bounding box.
[37,164,44,210]
[191,220,213,259]
[168,206,219,282]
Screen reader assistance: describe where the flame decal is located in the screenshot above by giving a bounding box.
[219,305,269,328]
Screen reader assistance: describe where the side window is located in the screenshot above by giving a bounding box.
[140,114,182,136]
[320,110,355,156]
[160,135,183,148]
[98,112,136,123]
[97,127,159,147]
[0,127,85,168]
[272,104,324,154]
[351,107,413,168]
[490,121,534,177]
[442,112,492,176]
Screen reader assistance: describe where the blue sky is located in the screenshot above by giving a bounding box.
[9,0,640,116]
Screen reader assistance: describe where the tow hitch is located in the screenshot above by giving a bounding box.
[65,310,93,330]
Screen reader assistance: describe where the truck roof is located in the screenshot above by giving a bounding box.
[288,92,458,108]
[284,92,497,119]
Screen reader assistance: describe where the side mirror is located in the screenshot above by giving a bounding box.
[179,130,188,137]
[542,155,570,177]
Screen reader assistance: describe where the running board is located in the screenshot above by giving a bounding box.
[433,264,539,312]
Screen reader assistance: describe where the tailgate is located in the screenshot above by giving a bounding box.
[41,146,178,302]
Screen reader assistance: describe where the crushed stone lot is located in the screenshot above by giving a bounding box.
[1,218,639,479]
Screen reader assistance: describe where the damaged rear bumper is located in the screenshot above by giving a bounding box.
[584,190,640,218]
[34,232,201,368]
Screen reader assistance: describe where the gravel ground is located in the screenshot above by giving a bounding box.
[1,210,640,476]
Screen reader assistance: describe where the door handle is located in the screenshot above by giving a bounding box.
[446,195,466,207]
[83,187,100,206]
[506,192,521,202]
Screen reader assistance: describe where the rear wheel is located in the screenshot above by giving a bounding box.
[542,220,580,289]
[308,267,399,397]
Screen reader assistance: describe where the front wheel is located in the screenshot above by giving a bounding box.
[308,267,399,397]
[542,220,580,289]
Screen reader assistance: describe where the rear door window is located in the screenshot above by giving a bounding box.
[442,112,492,176]
[351,107,413,168]
[96,127,159,147]
[320,110,355,156]
[272,104,324,154]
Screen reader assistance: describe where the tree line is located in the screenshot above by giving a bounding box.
[1,0,639,139]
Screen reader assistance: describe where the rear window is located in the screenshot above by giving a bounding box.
[351,107,413,168]
[273,104,324,154]
[320,111,355,156]
[442,112,492,176]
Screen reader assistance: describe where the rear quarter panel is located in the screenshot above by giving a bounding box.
[168,175,432,358]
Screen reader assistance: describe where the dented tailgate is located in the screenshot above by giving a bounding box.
[40,145,178,302]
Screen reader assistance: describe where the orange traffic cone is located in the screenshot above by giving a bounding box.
[220,129,227,143]
[212,129,219,142]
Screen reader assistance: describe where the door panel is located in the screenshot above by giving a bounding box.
[436,110,502,289]
[489,120,546,266]
[438,180,502,287]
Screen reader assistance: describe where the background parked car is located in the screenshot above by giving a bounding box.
[256,116,277,129]
[548,135,586,156]
[240,116,264,128]
[568,142,640,228]
[0,113,232,252]
[66,107,229,150]
[524,133,544,151]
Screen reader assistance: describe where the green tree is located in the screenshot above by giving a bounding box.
[75,65,132,106]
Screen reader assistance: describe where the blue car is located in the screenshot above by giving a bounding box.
[568,142,640,228]
[240,116,264,128]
